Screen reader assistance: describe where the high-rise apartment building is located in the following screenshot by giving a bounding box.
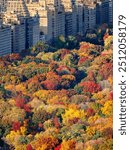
[83,0,96,32]
[47,3,65,41]
[2,13,26,53]
[0,0,112,51]
[25,0,99,41]
[109,0,113,26]
[96,0,113,26]
[0,0,7,12]
[1,12,40,55]
[0,3,1,12]
[28,0,65,41]
[87,5,96,30]
[38,9,48,41]
[11,19,26,53]
[6,0,30,17]
[77,3,84,35]
[96,0,102,25]
[0,17,2,25]
[101,0,109,24]
[26,16,40,48]
[46,0,61,7]
[5,0,40,50]
[26,1,47,40]
[0,20,12,56]
[61,0,77,36]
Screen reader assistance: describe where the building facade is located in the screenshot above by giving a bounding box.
[47,4,65,41]
[77,3,84,35]
[26,16,40,48]
[96,0,113,26]
[0,0,113,56]
[25,0,103,41]
[0,0,7,12]
[6,0,30,17]
[0,25,12,56]
[11,19,26,53]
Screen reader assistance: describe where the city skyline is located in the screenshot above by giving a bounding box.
[0,0,113,56]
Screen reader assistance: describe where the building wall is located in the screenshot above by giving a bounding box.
[0,0,113,46]
[83,5,89,33]
[65,12,73,36]
[38,9,48,36]
[0,3,2,12]
[7,0,30,17]
[88,6,96,30]
[109,0,113,26]
[102,0,109,24]
[72,8,77,35]
[65,9,77,37]
[77,4,84,35]
[0,26,11,56]
[96,0,113,26]
[0,0,7,12]
[47,5,65,41]
[32,17,40,45]
[96,2,102,25]
[11,23,26,53]
[26,16,40,48]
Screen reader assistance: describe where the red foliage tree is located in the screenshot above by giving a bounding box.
[110,91,113,100]
[99,63,113,80]
[15,96,31,112]
[12,121,21,132]
[56,66,76,75]
[53,117,60,128]
[24,104,31,112]
[42,80,59,90]
[86,108,95,117]
[60,49,71,59]
[54,144,61,150]
[86,71,96,82]
[80,81,101,94]
[42,72,62,90]
[80,43,90,51]
[78,56,89,65]
[103,33,109,41]
[26,144,33,150]
[15,97,25,109]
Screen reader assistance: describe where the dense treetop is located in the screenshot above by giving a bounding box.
[0,34,113,150]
